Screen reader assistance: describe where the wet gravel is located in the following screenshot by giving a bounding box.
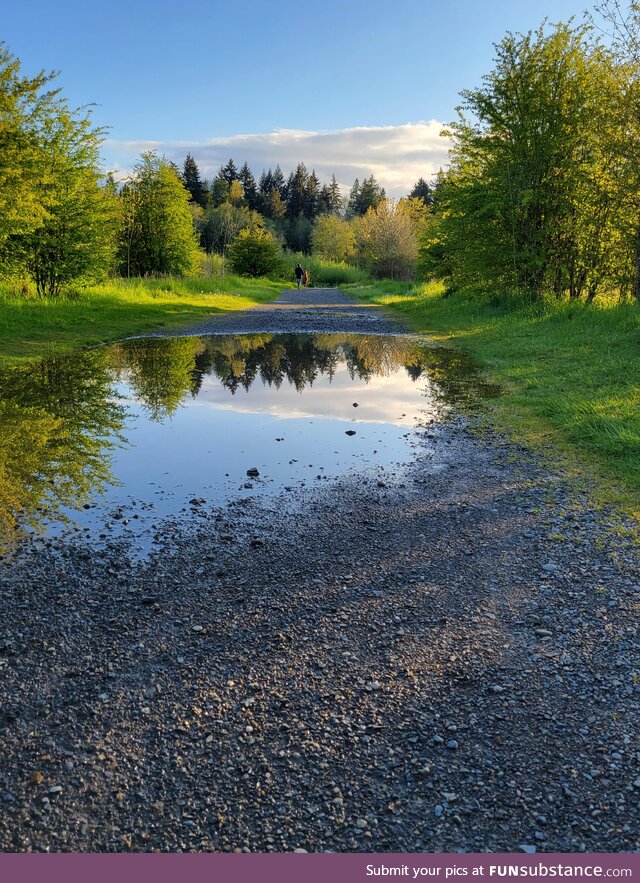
[144,287,407,337]
[0,288,638,853]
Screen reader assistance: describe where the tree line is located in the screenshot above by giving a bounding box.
[181,152,433,257]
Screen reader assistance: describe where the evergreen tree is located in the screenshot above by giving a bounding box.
[304,170,321,218]
[272,164,286,197]
[259,169,273,195]
[238,162,259,210]
[409,177,434,207]
[182,153,207,208]
[221,158,239,185]
[357,176,386,215]
[211,166,229,206]
[347,179,361,218]
[264,188,286,219]
[320,175,342,214]
[286,163,309,218]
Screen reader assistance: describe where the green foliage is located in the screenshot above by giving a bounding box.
[436,22,634,300]
[409,178,434,207]
[0,350,125,542]
[13,110,118,297]
[118,152,201,277]
[283,254,369,286]
[121,337,205,420]
[355,200,418,280]
[281,215,313,253]
[200,202,256,255]
[0,44,53,247]
[311,215,356,262]
[227,227,282,277]
[0,44,118,295]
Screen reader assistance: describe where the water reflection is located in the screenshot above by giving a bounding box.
[0,351,126,541]
[0,333,498,548]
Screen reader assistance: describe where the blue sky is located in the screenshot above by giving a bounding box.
[4,0,593,193]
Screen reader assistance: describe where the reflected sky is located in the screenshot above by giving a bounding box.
[0,332,498,552]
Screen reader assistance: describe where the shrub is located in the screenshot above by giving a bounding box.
[227,228,282,277]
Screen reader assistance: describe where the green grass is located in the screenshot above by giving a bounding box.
[0,275,283,363]
[348,280,640,517]
[283,253,370,286]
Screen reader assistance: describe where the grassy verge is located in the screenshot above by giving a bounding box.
[0,275,283,363]
[348,280,640,518]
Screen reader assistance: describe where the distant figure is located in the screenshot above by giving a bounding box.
[295,264,303,289]
[302,269,309,287]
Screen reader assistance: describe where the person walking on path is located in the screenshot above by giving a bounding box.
[295,264,304,289]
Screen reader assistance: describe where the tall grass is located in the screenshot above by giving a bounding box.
[282,253,370,287]
[0,275,283,363]
[352,280,640,515]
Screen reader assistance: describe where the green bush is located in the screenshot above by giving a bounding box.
[228,228,282,277]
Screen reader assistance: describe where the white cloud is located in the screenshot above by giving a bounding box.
[102,121,450,197]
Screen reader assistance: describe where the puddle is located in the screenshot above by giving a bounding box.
[0,333,499,555]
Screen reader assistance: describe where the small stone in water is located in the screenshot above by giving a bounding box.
[345,430,356,436]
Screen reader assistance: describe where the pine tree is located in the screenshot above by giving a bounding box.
[347,179,361,218]
[305,170,321,218]
[221,158,239,185]
[272,165,286,197]
[211,166,229,206]
[409,177,434,207]
[327,175,342,214]
[286,163,309,218]
[182,153,207,208]
[238,162,259,210]
[357,176,386,215]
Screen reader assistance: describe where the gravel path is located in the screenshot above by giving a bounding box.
[1,288,638,853]
[145,287,407,337]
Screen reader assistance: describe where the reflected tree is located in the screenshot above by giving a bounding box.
[0,351,126,544]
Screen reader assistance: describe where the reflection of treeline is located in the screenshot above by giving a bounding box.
[113,333,497,416]
[0,352,125,543]
[0,334,498,543]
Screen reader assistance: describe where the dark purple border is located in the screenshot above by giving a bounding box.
[1,853,638,883]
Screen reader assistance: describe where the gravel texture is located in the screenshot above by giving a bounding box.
[142,287,407,337]
[0,288,638,853]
